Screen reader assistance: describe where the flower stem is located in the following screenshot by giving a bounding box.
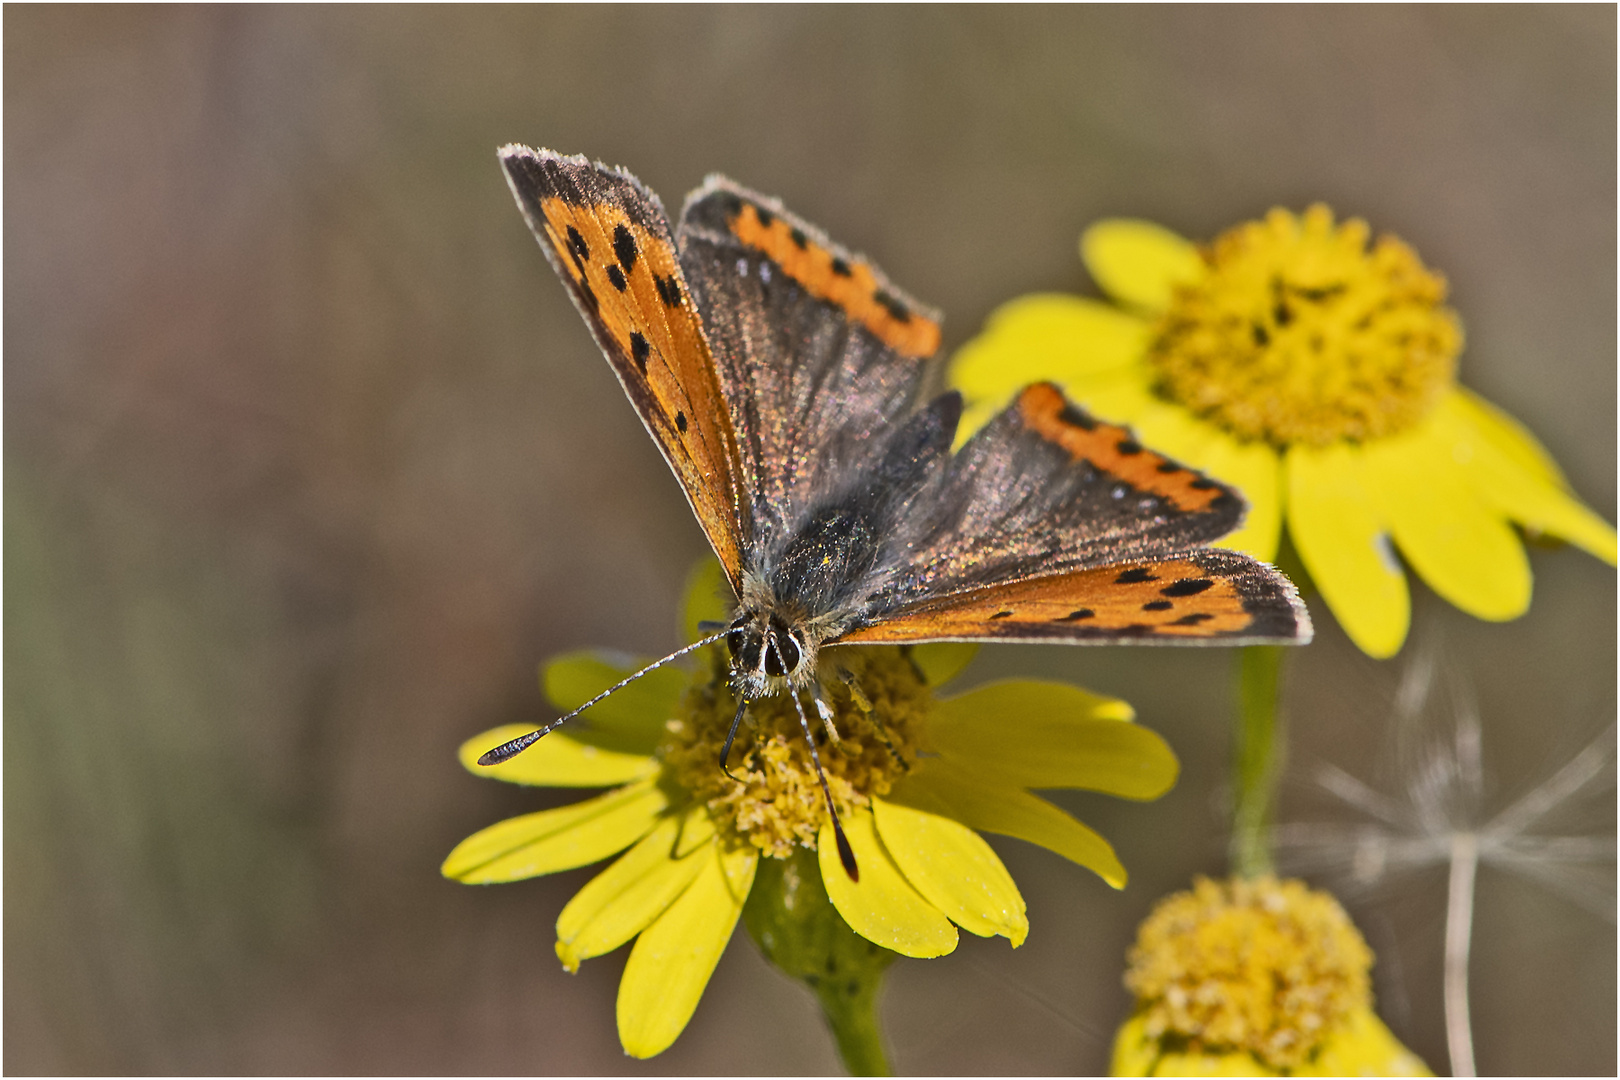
[1444,832,1479,1078]
[1231,645,1285,877]
[743,847,896,1076]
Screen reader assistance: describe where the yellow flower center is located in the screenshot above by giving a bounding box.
[1147,205,1462,447]
[662,646,928,859]
[1124,875,1374,1070]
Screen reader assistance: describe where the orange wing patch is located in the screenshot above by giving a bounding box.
[1018,383,1227,514]
[726,202,941,359]
[838,559,1261,643]
[530,192,749,586]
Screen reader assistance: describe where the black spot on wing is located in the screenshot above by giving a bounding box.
[989,610,1015,620]
[655,274,683,308]
[1116,438,1143,455]
[612,224,638,274]
[606,264,628,291]
[675,411,688,433]
[1173,613,1213,626]
[874,290,911,322]
[1142,600,1174,612]
[1161,578,1214,597]
[630,332,650,372]
[1058,403,1098,430]
[1115,567,1159,584]
[1056,609,1095,622]
[830,256,852,277]
[567,226,589,264]
[790,227,808,249]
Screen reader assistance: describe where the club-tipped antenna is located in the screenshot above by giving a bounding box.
[477,629,730,766]
[788,681,859,881]
[719,696,749,781]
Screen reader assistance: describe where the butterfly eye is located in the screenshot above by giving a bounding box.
[726,626,747,657]
[763,637,788,677]
[764,627,802,676]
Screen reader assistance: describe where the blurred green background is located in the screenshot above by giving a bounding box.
[6,6,1614,1074]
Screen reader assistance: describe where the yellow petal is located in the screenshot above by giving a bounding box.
[1196,432,1284,562]
[1436,393,1617,565]
[1294,1006,1433,1076]
[1109,1011,1163,1076]
[949,294,1152,407]
[931,681,1178,799]
[907,642,978,687]
[1451,387,1566,485]
[871,796,1028,946]
[1286,443,1408,658]
[554,806,716,971]
[616,841,756,1059]
[890,762,1128,888]
[680,557,737,643]
[459,724,658,788]
[1112,1011,1280,1075]
[543,651,685,754]
[1144,1047,1276,1076]
[1080,218,1204,314]
[1362,421,1531,622]
[1066,365,1176,427]
[819,807,958,958]
[441,779,668,883]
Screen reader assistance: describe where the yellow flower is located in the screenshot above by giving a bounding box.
[950,207,1616,658]
[1111,876,1430,1076]
[443,560,1179,1058]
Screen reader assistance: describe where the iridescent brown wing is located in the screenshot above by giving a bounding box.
[675,176,943,549]
[500,146,750,589]
[839,382,1312,645]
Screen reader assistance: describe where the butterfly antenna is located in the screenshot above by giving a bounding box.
[718,696,750,781]
[477,629,730,766]
[789,681,859,881]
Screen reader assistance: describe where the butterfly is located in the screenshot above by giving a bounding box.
[483,147,1312,875]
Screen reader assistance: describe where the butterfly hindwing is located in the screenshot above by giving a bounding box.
[841,383,1311,644]
[500,146,751,588]
[838,548,1308,645]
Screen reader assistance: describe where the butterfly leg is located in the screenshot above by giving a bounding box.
[810,679,845,749]
[718,695,750,782]
[832,665,909,773]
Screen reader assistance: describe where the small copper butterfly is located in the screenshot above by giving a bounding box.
[481,148,1312,875]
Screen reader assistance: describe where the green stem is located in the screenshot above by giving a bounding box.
[1231,645,1285,877]
[814,972,891,1076]
[743,847,895,1076]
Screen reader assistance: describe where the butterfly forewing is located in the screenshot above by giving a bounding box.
[676,177,944,547]
[501,146,751,589]
[834,383,1310,644]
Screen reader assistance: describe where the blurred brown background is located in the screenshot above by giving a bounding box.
[6,6,1614,1075]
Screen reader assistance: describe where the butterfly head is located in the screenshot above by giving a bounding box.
[725,610,818,700]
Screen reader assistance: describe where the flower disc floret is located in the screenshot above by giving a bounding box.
[1124,875,1372,1069]
[1149,205,1462,447]
[664,647,927,858]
